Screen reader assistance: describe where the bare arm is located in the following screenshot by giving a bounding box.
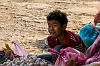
[51,54,56,64]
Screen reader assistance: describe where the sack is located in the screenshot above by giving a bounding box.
[86,34,100,64]
[78,23,99,48]
[48,47,86,66]
[13,42,28,58]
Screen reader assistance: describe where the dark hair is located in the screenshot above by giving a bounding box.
[47,10,68,26]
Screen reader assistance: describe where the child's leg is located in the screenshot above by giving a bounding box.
[54,45,63,58]
[54,45,62,52]
[37,45,62,63]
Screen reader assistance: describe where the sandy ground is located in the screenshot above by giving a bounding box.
[0,0,100,55]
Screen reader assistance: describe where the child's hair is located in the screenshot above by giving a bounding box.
[47,10,68,26]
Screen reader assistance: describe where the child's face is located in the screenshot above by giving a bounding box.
[47,20,65,37]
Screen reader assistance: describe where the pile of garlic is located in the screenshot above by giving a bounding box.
[0,55,53,66]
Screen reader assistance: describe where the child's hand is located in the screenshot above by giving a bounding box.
[66,54,78,66]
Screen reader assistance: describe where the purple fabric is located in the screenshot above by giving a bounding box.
[86,34,100,58]
[86,34,100,64]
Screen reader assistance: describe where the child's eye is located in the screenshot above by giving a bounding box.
[53,24,57,27]
[48,25,51,28]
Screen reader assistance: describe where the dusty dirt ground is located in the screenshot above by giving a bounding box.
[0,0,100,55]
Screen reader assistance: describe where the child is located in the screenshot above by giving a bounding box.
[37,10,86,64]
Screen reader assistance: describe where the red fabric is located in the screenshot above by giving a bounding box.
[63,30,70,46]
[47,30,86,52]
